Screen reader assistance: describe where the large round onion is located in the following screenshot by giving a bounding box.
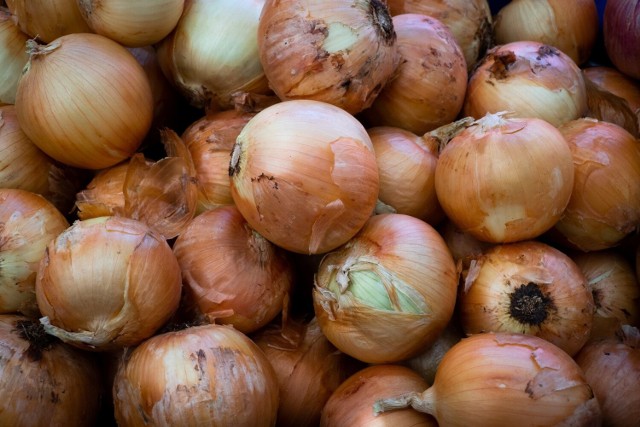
[6,0,91,43]
[0,10,29,105]
[603,0,640,79]
[258,0,399,115]
[229,100,379,255]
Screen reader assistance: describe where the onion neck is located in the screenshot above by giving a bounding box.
[369,0,395,46]
[373,388,436,416]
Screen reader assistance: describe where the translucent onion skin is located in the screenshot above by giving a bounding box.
[603,0,640,80]
[464,41,588,127]
[0,10,29,105]
[374,332,602,426]
[35,216,182,351]
[313,213,458,364]
[359,14,467,135]
[554,118,640,251]
[584,66,640,125]
[460,241,595,357]
[113,324,279,427]
[0,189,69,315]
[6,0,91,43]
[435,113,575,244]
[0,315,102,427]
[229,100,379,255]
[321,365,437,427]
[75,161,130,220]
[15,33,154,170]
[258,0,399,115]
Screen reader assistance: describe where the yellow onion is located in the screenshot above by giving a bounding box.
[35,216,182,351]
[15,33,153,170]
[460,240,595,356]
[229,100,379,255]
[113,323,279,426]
[173,206,293,334]
[439,219,493,271]
[493,0,598,65]
[572,251,640,342]
[464,41,588,127]
[253,318,362,427]
[554,118,640,251]
[359,14,467,135]
[258,0,399,115]
[157,0,269,109]
[321,364,437,427]
[386,0,493,71]
[0,315,102,426]
[75,161,131,220]
[0,189,69,316]
[0,10,28,105]
[575,325,640,427]
[313,213,458,363]
[435,113,575,243]
[77,0,184,47]
[374,332,602,426]
[6,0,91,43]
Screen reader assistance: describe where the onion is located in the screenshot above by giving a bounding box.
[321,364,437,427]
[439,219,493,271]
[253,318,362,427]
[572,251,640,342]
[0,315,102,426]
[435,113,575,244]
[229,100,379,255]
[75,161,132,220]
[553,118,640,251]
[257,0,399,115]
[464,41,588,127]
[575,325,640,427]
[0,189,69,316]
[493,0,599,65]
[603,0,640,80]
[77,0,184,47]
[374,332,602,426]
[6,0,91,43]
[35,216,182,351]
[113,323,279,426]
[157,0,270,110]
[15,33,153,170]
[0,9,28,105]
[460,240,595,356]
[313,213,458,363]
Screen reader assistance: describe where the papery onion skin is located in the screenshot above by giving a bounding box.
[464,41,588,127]
[313,213,458,364]
[229,100,379,255]
[603,0,640,80]
[35,216,182,351]
[374,332,601,426]
[258,0,399,115]
[439,219,493,271]
[554,118,640,251]
[15,33,153,170]
[435,113,575,244]
[321,364,437,427]
[75,161,131,220]
[6,0,91,43]
[113,323,279,427]
[0,189,69,316]
[460,240,595,357]
[0,10,29,105]
[0,315,102,427]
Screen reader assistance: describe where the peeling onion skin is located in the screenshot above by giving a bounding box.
[0,315,103,427]
[113,324,279,427]
[258,0,399,115]
[374,332,602,426]
[460,241,595,357]
[75,161,130,220]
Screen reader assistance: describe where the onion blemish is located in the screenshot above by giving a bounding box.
[509,282,555,327]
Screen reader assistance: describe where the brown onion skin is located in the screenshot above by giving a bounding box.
[604,0,640,80]
[75,161,130,220]
[583,66,640,115]
[321,364,437,427]
[6,0,92,43]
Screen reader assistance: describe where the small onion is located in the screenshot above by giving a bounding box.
[0,9,28,105]
[229,100,379,255]
[0,315,102,426]
[15,33,153,170]
[374,332,602,426]
[321,364,436,427]
[35,216,182,351]
[554,118,640,251]
[460,240,595,356]
[113,323,279,426]
[464,41,588,127]
[6,0,91,43]
[0,189,69,316]
[257,0,399,115]
[435,113,575,243]
[603,0,640,80]
[77,0,185,47]
[313,213,458,364]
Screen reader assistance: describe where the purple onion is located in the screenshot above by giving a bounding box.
[604,0,640,79]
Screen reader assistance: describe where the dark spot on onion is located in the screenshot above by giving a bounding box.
[13,319,59,361]
[488,51,517,80]
[369,0,396,46]
[509,282,554,326]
